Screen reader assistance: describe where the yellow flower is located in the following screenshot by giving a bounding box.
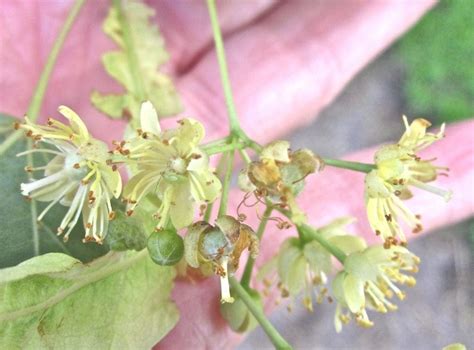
[18,106,122,243]
[365,116,451,245]
[332,244,419,332]
[259,217,365,312]
[121,101,222,229]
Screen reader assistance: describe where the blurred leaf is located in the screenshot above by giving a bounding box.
[0,114,108,268]
[92,0,182,125]
[398,0,474,122]
[0,251,179,349]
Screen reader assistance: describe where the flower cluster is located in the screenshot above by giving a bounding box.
[365,116,451,246]
[184,216,259,303]
[332,244,419,332]
[16,101,222,243]
[118,102,222,229]
[17,106,121,243]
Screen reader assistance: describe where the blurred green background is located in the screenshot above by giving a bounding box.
[397,0,474,123]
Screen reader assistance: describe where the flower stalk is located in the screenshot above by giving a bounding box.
[229,277,293,350]
[240,205,272,288]
[217,148,236,217]
[298,224,347,263]
[206,0,241,134]
[323,158,376,173]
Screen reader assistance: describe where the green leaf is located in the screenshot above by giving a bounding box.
[92,0,182,124]
[0,251,179,349]
[0,114,108,268]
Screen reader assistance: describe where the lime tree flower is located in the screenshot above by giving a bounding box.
[365,116,452,246]
[239,140,320,224]
[17,106,122,243]
[259,217,365,311]
[120,101,221,229]
[184,216,259,303]
[332,243,419,332]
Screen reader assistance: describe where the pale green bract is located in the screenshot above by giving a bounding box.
[0,252,179,349]
[91,0,182,124]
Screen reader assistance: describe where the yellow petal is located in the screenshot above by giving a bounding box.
[58,105,89,141]
[343,273,365,313]
[169,181,195,229]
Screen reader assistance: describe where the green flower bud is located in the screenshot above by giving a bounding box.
[106,211,147,251]
[147,229,184,266]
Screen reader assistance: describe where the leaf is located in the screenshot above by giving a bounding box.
[0,251,179,349]
[0,114,108,268]
[92,0,182,124]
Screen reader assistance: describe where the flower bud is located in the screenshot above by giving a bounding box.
[147,229,184,266]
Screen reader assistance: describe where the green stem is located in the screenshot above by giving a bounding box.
[201,136,230,150]
[204,151,230,222]
[238,148,252,164]
[323,158,375,173]
[202,140,244,156]
[217,149,235,217]
[298,224,346,263]
[0,0,87,156]
[206,0,241,133]
[113,0,146,102]
[240,205,272,288]
[26,140,40,256]
[229,277,293,350]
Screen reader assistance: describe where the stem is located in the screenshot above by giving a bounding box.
[217,149,235,217]
[206,0,241,133]
[202,140,244,156]
[323,158,375,173]
[238,148,252,164]
[201,136,230,151]
[26,140,40,256]
[204,152,230,222]
[230,277,293,350]
[299,224,346,263]
[0,0,87,156]
[240,205,272,288]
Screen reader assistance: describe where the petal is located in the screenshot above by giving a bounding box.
[189,171,222,202]
[303,241,332,274]
[100,164,122,198]
[140,100,161,135]
[277,238,306,295]
[163,118,205,156]
[343,273,365,313]
[58,105,89,140]
[186,147,208,171]
[169,181,195,229]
